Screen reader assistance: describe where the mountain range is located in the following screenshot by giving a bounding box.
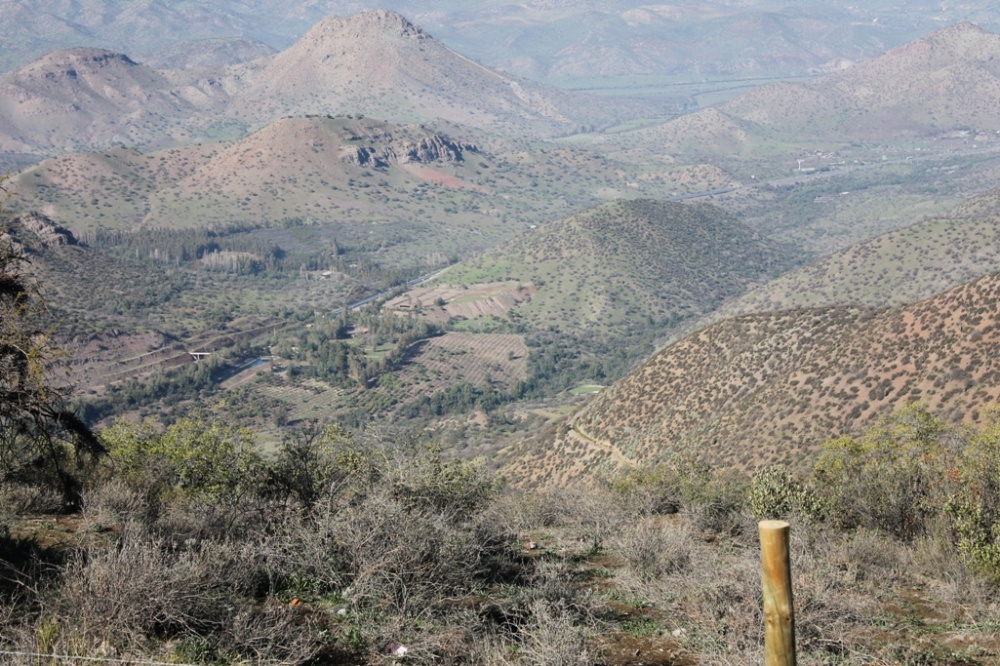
[632,22,1000,156]
[0,1,993,86]
[0,9,658,158]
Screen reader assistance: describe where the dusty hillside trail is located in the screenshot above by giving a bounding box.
[571,422,633,469]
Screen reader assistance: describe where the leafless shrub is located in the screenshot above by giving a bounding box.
[216,603,321,665]
[327,486,519,616]
[153,492,270,543]
[519,599,593,666]
[82,479,153,527]
[0,482,64,515]
[614,517,692,583]
[481,487,563,533]
[55,524,274,652]
[555,484,624,553]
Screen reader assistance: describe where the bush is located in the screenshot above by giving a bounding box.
[51,523,318,662]
[812,404,954,540]
[615,518,691,582]
[748,464,825,522]
[946,413,1000,580]
[102,417,264,502]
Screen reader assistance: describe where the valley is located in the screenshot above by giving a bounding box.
[4,4,1000,665]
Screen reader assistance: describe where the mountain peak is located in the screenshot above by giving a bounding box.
[307,9,426,42]
[919,21,1000,57]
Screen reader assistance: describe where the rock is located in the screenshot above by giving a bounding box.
[340,131,478,168]
[13,212,78,248]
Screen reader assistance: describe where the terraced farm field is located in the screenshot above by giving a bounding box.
[397,332,529,391]
[383,281,535,323]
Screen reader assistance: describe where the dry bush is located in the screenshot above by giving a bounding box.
[82,478,153,527]
[614,517,692,583]
[328,487,518,615]
[518,599,593,666]
[0,482,64,516]
[553,484,625,553]
[152,492,270,543]
[480,487,564,533]
[51,523,315,661]
[669,544,764,663]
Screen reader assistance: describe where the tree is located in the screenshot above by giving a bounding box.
[0,196,102,506]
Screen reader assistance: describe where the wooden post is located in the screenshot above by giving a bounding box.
[760,520,796,666]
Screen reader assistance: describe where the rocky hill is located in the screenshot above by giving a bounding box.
[228,9,644,137]
[560,271,1000,476]
[10,117,491,233]
[0,48,234,153]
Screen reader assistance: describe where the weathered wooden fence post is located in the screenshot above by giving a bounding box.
[759,519,796,666]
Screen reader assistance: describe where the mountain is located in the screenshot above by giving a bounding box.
[10,116,487,235]
[637,22,1000,154]
[437,199,795,334]
[0,48,234,153]
[9,116,709,258]
[228,9,646,136]
[0,1,987,85]
[144,37,277,70]
[555,271,1000,478]
[698,201,1000,326]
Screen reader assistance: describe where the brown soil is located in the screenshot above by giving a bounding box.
[596,633,693,666]
[383,281,535,320]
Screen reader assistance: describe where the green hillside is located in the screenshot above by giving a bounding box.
[439,199,795,335]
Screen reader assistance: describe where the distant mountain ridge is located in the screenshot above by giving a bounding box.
[0,9,655,155]
[0,1,984,84]
[0,47,233,153]
[639,21,1000,153]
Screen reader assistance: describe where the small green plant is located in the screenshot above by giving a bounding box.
[172,637,218,664]
[812,403,952,539]
[945,412,1000,580]
[36,616,60,655]
[621,616,661,639]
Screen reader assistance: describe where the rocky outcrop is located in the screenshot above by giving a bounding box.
[341,133,478,168]
[13,212,78,247]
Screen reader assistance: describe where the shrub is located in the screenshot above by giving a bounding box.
[748,464,825,522]
[615,518,691,582]
[946,413,1000,580]
[812,403,954,540]
[611,464,682,515]
[102,417,264,502]
[51,523,319,662]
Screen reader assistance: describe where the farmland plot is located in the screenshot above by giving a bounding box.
[395,332,530,393]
